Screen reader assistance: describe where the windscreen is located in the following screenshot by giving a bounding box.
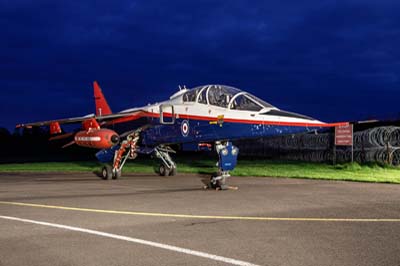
[230,94,263,111]
[208,85,241,108]
[246,94,274,108]
[183,87,202,102]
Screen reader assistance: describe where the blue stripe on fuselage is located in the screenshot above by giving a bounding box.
[141,118,320,146]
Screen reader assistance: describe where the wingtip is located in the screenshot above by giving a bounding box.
[15,124,32,129]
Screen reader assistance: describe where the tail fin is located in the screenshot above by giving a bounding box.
[93,81,112,116]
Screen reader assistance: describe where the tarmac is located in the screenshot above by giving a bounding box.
[0,172,399,266]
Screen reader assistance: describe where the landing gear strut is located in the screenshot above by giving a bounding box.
[154,145,177,176]
[98,129,141,180]
[96,127,178,180]
[207,141,239,190]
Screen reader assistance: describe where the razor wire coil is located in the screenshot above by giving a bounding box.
[236,126,400,166]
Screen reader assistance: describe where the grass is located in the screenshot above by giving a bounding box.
[0,158,400,184]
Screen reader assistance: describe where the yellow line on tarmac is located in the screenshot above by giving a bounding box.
[0,201,399,222]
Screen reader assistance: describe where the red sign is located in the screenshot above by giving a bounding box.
[335,124,353,146]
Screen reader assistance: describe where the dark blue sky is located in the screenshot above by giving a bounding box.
[1,0,399,130]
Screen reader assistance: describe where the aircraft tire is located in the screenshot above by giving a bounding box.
[169,167,177,176]
[102,165,113,180]
[159,164,170,176]
[112,169,122,179]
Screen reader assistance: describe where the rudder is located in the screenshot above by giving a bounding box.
[93,81,112,116]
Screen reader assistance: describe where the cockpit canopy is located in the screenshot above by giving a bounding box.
[182,85,274,111]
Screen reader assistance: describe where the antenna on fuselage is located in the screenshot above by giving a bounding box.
[178,85,188,91]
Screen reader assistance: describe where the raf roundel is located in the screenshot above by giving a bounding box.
[181,120,189,137]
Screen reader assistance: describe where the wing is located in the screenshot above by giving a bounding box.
[16,109,149,129]
[16,81,155,129]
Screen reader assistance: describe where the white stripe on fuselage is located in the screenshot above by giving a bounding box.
[119,95,322,125]
[75,136,101,142]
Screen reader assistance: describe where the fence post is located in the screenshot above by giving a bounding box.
[333,138,336,165]
[351,124,354,163]
[387,141,392,165]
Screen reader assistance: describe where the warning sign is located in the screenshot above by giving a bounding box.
[335,124,353,146]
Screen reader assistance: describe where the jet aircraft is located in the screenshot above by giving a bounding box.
[17,82,347,189]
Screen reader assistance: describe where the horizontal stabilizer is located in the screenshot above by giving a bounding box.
[62,140,76,149]
[49,132,74,141]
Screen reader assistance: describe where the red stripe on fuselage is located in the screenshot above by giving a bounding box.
[107,111,348,128]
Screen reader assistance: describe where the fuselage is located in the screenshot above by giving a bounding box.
[107,85,330,147]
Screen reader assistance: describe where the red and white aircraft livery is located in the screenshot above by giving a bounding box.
[17,82,347,189]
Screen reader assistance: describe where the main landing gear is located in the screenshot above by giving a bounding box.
[97,131,237,190]
[206,141,239,190]
[154,145,177,176]
[100,130,140,180]
[96,127,178,180]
